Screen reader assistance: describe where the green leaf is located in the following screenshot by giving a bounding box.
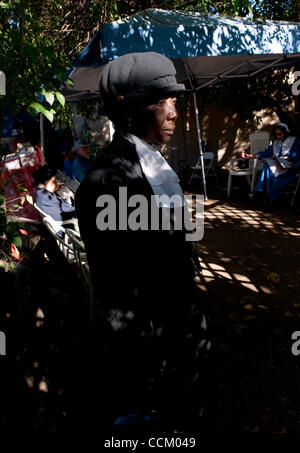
[17,184,28,192]
[28,102,55,123]
[25,194,33,205]
[248,5,253,20]
[56,91,65,107]
[232,0,239,14]
[12,235,22,248]
[66,78,74,88]
[0,1,10,8]
[20,196,25,205]
[27,102,45,117]
[0,217,7,227]
[43,108,55,123]
[7,221,22,232]
[45,91,54,106]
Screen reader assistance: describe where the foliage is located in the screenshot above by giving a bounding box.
[0,186,22,264]
[100,0,253,19]
[251,0,294,21]
[52,102,74,131]
[0,0,71,130]
[73,99,105,155]
[77,114,103,157]
[75,99,103,123]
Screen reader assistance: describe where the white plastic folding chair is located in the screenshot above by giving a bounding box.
[55,170,75,205]
[35,203,94,318]
[227,157,254,196]
[34,203,78,263]
[227,131,270,196]
[67,177,80,193]
[65,229,89,287]
[42,216,76,263]
[249,131,270,192]
[65,228,93,320]
[189,152,217,185]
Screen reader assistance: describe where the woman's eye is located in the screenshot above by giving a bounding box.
[156,97,177,106]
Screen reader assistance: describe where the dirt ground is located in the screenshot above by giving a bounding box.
[0,175,299,433]
[190,176,300,433]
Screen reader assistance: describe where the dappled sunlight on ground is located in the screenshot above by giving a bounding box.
[195,199,300,302]
[199,259,264,294]
[186,193,300,432]
[204,200,300,237]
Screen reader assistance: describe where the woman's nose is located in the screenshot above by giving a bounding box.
[166,98,178,119]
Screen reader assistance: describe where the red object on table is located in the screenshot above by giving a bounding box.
[1,149,42,222]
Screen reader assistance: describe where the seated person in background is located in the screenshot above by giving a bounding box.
[71,140,92,183]
[33,165,77,235]
[243,123,300,201]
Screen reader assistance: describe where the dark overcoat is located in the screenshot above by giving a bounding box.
[75,133,199,328]
[75,133,209,422]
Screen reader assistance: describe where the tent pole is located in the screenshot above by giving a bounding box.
[40,113,45,165]
[183,58,208,200]
[191,91,208,200]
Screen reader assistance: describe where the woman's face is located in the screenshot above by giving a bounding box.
[133,97,178,145]
[274,127,286,142]
[45,176,59,193]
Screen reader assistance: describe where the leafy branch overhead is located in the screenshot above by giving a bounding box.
[28,88,66,123]
[0,188,22,251]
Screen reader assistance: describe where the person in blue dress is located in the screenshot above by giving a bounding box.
[244,123,300,201]
[62,148,75,179]
[71,141,92,182]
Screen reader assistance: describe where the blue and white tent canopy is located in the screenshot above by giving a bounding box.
[64,9,300,101]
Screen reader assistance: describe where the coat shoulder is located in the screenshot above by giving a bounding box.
[75,135,140,209]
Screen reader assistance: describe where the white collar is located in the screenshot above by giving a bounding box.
[124,133,184,207]
[124,133,179,185]
[273,136,295,156]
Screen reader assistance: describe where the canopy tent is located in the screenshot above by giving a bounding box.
[63,9,300,198]
[65,9,300,99]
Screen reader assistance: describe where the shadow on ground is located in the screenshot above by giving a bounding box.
[0,173,299,433]
[186,174,300,433]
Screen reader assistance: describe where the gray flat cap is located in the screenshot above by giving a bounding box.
[99,52,185,106]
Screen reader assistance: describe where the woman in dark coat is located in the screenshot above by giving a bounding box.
[75,52,210,430]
